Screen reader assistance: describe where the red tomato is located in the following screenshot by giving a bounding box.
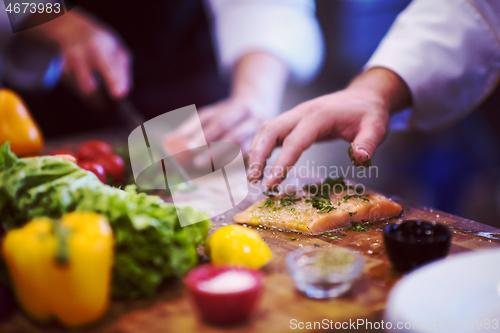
[77,140,114,161]
[78,161,107,183]
[95,154,124,183]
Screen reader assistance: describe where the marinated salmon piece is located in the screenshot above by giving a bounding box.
[234,184,402,235]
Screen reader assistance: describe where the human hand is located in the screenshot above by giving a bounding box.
[166,51,288,169]
[34,10,131,104]
[247,68,411,188]
[166,97,266,169]
[247,89,389,187]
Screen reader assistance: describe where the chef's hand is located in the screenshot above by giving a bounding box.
[167,52,288,169]
[247,67,412,188]
[32,10,131,104]
[172,98,266,169]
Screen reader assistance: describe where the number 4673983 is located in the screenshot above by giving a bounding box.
[6,2,61,14]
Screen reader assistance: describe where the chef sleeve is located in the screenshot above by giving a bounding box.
[207,0,324,83]
[365,0,500,131]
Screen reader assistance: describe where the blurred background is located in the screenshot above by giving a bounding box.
[1,0,499,228]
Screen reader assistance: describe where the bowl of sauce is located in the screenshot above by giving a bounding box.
[383,220,452,273]
[184,265,263,326]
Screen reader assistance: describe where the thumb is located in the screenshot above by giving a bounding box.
[349,117,388,167]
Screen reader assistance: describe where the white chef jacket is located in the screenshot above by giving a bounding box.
[365,0,500,131]
[207,0,324,83]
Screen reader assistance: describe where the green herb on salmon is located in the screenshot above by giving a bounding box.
[348,222,369,232]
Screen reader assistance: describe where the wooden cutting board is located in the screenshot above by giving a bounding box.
[1,197,500,333]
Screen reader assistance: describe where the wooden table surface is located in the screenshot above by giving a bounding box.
[1,131,500,332]
[1,197,499,333]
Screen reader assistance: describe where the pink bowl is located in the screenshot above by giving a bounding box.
[184,265,264,326]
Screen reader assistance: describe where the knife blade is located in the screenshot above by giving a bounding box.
[111,97,192,186]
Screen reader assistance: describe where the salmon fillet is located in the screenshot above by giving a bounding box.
[235,180,402,235]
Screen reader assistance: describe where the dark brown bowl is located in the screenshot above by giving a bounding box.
[383,220,452,273]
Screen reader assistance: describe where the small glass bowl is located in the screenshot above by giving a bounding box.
[286,247,364,299]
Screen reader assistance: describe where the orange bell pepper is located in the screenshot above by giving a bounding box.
[0,89,43,156]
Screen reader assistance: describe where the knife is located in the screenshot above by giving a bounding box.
[109,96,192,186]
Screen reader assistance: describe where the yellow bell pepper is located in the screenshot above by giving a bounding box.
[206,225,272,269]
[1,212,114,327]
[0,89,43,156]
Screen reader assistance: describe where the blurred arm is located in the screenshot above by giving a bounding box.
[168,0,323,166]
[230,51,288,119]
[365,0,500,130]
[169,51,288,168]
[208,0,324,84]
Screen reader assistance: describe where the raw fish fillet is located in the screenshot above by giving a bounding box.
[235,188,402,235]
